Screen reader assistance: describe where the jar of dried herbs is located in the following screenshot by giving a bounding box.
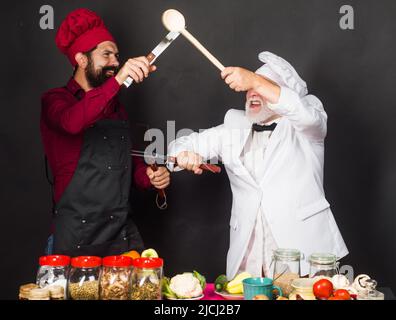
[99,255,133,300]
[130,257,163,300]
[67,256,101,300]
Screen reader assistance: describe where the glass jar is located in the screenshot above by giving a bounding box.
[130,257,163,300]
[308,253,337,278]
[36,255,70,296]
[272,249,302,297]
[67,256,102,300]
[100,255,133,300]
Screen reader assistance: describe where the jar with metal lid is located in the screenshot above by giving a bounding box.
[272,249,302,297]
[36,255,70,295]
[308,253,337,278]
[99,255,133,300]
[130,257,163,300]
[67,256,102,300]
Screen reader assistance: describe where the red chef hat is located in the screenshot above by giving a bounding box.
[55,8,115,66]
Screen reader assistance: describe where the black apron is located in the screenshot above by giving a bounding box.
[52,118,144,257]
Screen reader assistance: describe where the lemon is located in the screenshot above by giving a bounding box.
[141,248,159,258]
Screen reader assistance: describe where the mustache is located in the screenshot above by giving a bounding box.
[102,65,119,73]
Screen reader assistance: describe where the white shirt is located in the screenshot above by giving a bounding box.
[237,121,279,277]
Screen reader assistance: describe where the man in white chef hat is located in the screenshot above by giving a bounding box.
[168,51,349,279]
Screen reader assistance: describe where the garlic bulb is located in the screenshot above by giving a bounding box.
[331,274,350,289]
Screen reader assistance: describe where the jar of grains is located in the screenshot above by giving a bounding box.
[67,256,102,300]
[308,253,337,278]
[130,258,163,300]
[272,249,302,297]
[99,255,133,300]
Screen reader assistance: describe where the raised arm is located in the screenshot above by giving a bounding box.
[41,77,120,135]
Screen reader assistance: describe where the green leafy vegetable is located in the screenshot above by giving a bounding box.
[193,270,206,290]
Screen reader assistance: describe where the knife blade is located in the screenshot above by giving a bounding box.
[123,31,180,88]
[130,150,221,173]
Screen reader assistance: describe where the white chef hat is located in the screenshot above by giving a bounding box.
[255,51,308,97]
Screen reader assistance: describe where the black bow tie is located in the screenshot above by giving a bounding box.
[252,122,277,132]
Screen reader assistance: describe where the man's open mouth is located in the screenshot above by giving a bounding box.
[249,99,262,110]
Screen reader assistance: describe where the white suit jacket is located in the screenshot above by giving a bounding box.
[168,86,349,279]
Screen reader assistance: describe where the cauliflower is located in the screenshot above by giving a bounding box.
[169,273,203,299]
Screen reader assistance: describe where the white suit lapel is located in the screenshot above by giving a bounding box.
[224,110,258,187]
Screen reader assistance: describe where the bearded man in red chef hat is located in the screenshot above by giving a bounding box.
[40,8,170,257]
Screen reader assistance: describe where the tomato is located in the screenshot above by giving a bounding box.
[333,289,351,300]
[313,279,334,299]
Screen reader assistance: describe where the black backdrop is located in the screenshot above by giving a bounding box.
[1,0,395,299]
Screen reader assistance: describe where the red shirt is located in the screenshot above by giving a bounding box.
[40,76,151,203]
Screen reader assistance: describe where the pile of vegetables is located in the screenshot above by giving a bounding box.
[215,272,252,294]
[162,271,206,299]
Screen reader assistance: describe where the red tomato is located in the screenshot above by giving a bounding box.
[333,289,351,300]
[313,279,334,299]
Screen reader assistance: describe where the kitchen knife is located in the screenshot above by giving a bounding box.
[123,31,180,88]
[130,150,221,173]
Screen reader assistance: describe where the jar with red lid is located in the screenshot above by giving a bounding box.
[36,255,70,296]
[130,257,163,300]
[99,255,133,300]
[67,256,102,300]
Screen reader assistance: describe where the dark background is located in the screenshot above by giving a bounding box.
[0,0,395,299]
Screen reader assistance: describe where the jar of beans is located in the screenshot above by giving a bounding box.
[99,255,133,300]
[67,256,102,300]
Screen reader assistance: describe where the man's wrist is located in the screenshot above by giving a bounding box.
[253,75,281,104]
[114,74,125,86]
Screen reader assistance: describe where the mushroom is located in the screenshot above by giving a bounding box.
[353,274,371,292]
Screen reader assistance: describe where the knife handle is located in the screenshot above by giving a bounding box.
[199,163,222,174]
[168,157,221,174]
[150,163,166,199]
[123,53,157,88]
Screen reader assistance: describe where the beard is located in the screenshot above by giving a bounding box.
[85,57,119,88]
[245,96,277,124]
